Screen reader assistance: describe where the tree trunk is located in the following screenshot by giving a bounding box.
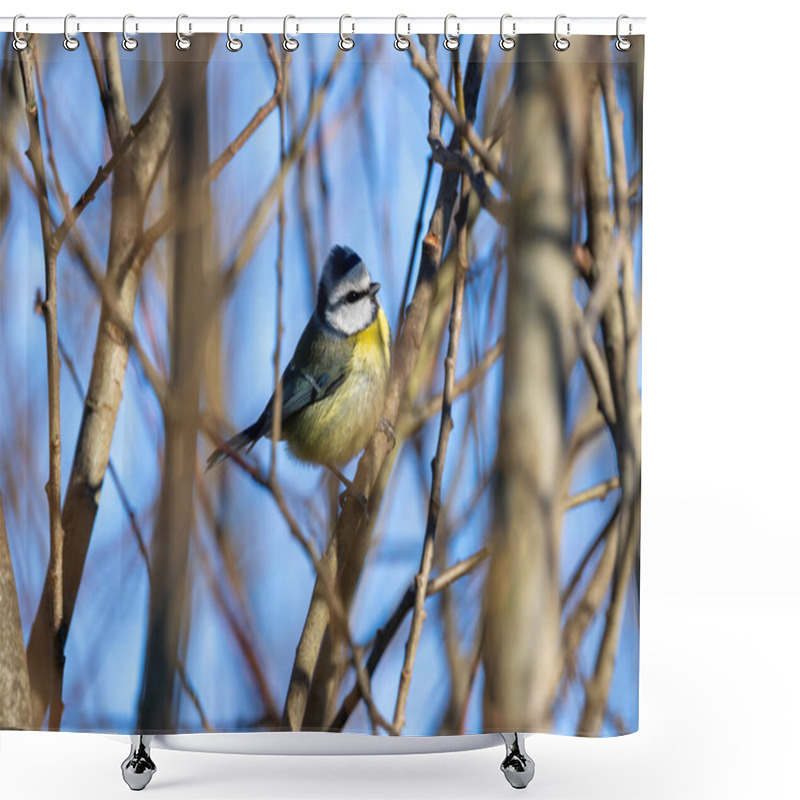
[482,35,573,732]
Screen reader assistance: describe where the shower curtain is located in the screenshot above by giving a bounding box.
[0,28,643,738]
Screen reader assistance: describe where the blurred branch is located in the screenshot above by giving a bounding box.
[17,43,66,732]
[207,35,283,183]
[482,36,575,733]
[138,36,214,731]
[194,480,281,725]
[0,492,32,729]
[141,50,342,275]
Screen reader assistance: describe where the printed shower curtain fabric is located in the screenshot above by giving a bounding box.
[0,30,643,737]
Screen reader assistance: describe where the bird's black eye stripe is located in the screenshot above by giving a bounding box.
[346,289,367,304]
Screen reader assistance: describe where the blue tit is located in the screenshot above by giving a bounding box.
[206,245,392,472]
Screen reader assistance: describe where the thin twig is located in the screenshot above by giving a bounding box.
[51,81,167,254]
[17,43,65,732]
[331,548,489,731]
[402,337,504,437]
[207,35,283,183]
[578,501,639,734]
[396,156,434,333]
[270,47,289,477]
[563,477,620,511]
[392,58,472,733]
[42,308,152,581]
[406,38,509,189]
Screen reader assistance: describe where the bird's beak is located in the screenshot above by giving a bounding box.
[369,282,381,297]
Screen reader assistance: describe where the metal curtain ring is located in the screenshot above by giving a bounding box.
[394,14,410,51]
[616,14,632,51]
[227,15,243,51]
[499,13,516,50]
[339,15,355,51]
[444,14,459,50]
[12,14,28,51]
[554,14,570,51]
[121,14,138,51]
[282,16,299,51]
[175,13,191,50]
[63,13,80,51]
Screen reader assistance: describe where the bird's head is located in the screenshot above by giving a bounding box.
[316,245,381,337]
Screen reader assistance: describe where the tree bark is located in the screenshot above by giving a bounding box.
[0,493,32,729]
[482,35,574,732]
[136,36,214,732]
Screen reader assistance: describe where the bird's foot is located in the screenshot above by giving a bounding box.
[338,485,369,518]
[328,465,369,518]
[377,417,396,451]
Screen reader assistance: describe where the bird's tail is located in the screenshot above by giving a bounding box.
[205,407,271,471]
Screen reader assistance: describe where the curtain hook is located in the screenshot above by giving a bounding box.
[394,14,410,51]
[12,14,28,51]
[121,14,138,51]
[175,13,191,50]
[443,14,459,51]
[616,14,632,51]
[227,15,243,51]
[499,14,516,51]
[554,14,570,51]
[63,13,80,51]
[282,15,299,51]
[339,15,355,51]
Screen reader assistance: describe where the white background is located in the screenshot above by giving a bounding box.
[2,1,799,798]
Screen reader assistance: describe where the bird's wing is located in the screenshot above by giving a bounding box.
[277,359,348,422]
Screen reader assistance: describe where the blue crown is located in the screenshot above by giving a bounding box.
[328,245,362,280]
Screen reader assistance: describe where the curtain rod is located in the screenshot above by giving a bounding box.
[0,16,646,36]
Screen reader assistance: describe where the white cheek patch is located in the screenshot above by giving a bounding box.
[326,299,375,337]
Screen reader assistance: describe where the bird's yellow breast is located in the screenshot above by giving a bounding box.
[285,308,391,467]
[352,306,392,371]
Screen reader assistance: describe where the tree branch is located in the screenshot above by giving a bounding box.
[331,548,489,732]
[392,58,472,731]
[17,42,66,731]
[482,36,575,733]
